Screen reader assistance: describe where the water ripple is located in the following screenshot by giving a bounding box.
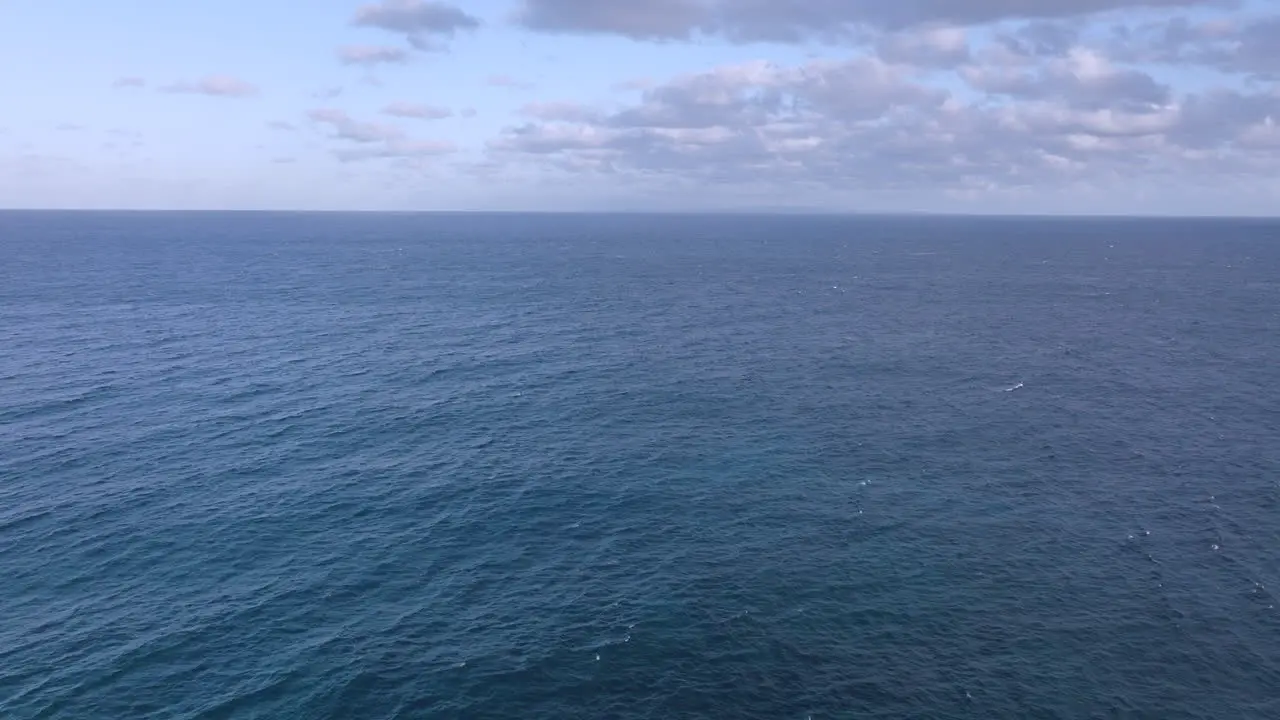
[2,212,1279,719]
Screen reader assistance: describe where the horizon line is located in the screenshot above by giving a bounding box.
[2,207,1280,221]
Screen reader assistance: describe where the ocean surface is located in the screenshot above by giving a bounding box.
[2,211,1278,719]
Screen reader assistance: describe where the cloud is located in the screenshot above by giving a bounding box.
[521,101,602,122]
[112,76,146,89]
[613,77,656,92]
[961,47,1171,111]
[334,139,457,162]
[485,36,1278,206]
[1239,116,1280,149]
[337,44,411,66]
[267,121,297,131]
[876,25,971,67]
[160,76,258,98]
[382,102,453,119]
[352,0,480,51]
[1107,13,1280,77]
[518,0,711,40]
[308,108,457,163]
[1167,87,1280,149]
[490,58,945,170]
[514,0,1227,42]
[993,20,1084,59]
[309,108,404,143]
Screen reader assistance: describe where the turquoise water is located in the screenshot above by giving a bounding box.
[2,212,1278,718]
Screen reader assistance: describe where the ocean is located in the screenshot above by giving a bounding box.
[2,211,1278,719]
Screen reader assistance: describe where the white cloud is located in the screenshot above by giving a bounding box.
[337,45,411,66]
[876,25,971,67]
[351,0,480,51]
[335,139,457,162]
[160,76,258,98]
[1108,14,1280,77]
[514,0,1227,41]
[382,102,453,119]
[308,108,404,143]
[308,108,456,163]
[521,101,602,122]
[486,33,1278,205]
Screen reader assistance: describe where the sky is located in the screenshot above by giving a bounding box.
[1,0,1279,214]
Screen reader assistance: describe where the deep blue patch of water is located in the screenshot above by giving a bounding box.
[2,212,1278,719]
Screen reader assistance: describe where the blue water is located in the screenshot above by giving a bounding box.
[2,211,1278,719]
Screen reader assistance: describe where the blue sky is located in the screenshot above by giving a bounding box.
[2,0,1278,213]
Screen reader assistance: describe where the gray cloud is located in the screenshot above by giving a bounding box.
[1006,21,1084,56]
[334,139,457,162]
[490,58,950,179]
[519,0,711,40]
[486,35,1277,203]
[382,102,453,119]
[308,108,456,163]
[1231,16,1280,75]
[337,44,411,66]
[515,0,1229,41]
[1108,13,1280,77]
[613,77,656,92]
[352,0,480,50]
[268,121,297,131]
[1168,88,1280,148]
[308,108,404,143]
[522,101,603,122]
[160,76,258,98]
[961,47,1171,110]
[875,26,971,67]
[112,76,146,89]
[591,58,942,133]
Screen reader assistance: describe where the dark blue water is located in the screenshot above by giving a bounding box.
[2,211,1278,719]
